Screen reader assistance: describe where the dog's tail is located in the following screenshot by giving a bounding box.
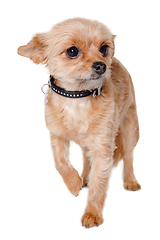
[113,128,125,166]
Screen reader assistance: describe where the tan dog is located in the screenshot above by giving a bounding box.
[18,18,141,228]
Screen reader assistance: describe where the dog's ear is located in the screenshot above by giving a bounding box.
[111,35,116,57]
[17,33,48,64]
[112,35,116,41]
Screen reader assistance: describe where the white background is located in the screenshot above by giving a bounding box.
[0,0,160,239]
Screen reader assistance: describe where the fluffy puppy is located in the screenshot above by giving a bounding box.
[18,18,141,228]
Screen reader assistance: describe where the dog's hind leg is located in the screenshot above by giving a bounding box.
[50,133,82,196]
[122,104,141,191]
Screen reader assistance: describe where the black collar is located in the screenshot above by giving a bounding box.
[49,75,103,98]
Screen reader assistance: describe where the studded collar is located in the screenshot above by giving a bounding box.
[49,75,103,98]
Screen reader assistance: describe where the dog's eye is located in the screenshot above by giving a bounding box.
[66,46,79,58]
[99,45,108,57]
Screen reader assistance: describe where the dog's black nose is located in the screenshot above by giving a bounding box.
[92,62,106,75]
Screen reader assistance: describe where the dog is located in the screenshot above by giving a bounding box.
[17,18,141,228]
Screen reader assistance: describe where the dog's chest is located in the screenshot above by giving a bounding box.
[61,98,91,133]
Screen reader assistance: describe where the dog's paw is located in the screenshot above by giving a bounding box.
[81,212,103,228]
[64,169,83,196]
[124,180,141,191]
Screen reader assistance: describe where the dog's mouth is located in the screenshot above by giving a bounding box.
[88,75,101,81]
[79,73,102,82]
[78,74,104,91]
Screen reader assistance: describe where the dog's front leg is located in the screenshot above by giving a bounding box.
[50,133,82,196]
[81,142,113,228]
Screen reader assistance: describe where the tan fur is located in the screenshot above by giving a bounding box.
[17,18,141,228]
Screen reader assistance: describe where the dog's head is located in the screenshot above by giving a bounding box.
[18,18,115,91]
